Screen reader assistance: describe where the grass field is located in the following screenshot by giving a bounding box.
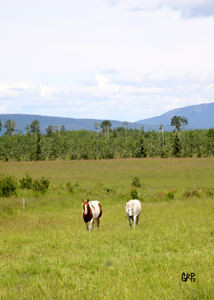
[0,158,214,299]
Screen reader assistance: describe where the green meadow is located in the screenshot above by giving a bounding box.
[0,158,214,299]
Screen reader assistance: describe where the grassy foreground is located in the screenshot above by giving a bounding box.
[0,158,214,299]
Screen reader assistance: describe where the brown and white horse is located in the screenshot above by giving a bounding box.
[82,200,102,231]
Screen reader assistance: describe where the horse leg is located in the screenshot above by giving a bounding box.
[128,217,132,227]
[133,216,136,228]
[85,222,89,231]
[89,219,94,232]
[97,218,100,229]
[136,215,139,225]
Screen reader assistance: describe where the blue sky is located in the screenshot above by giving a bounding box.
[0,0,214,121]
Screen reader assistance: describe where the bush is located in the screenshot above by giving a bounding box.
[73,181,80,188]
[39,176,50,190]
[66,182,74,194]
[166,191,175,200]
[33,176,50,195]
[205,189,214,197]
[132,176,142,187]
[0,173,17,197]
[70,152,78,160]
[103,187,115,193]
[183,189,201,198]
[130,188,138,199]
[19,171,33,189]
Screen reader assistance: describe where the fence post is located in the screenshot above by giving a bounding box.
[23,199,25,210]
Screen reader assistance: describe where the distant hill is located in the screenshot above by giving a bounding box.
[0,114,144,136]
[136,103,214,129]
[0,103,213,135]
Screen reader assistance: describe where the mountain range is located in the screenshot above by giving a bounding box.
[0,102,213,135]
[136,103,214,129]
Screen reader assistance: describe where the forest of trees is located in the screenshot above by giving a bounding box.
[0,118,214,161]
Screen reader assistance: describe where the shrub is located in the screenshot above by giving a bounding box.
[103,187,115,193]
[33,176,50,195]
[73,181,80,188]
[183,189,201,198]
[205,189,214,197]
[39,176,50,190]
[19,171,33,189]
[166,191,175,200]
[0,173,17,197]
[132,176,142,187]
[70,152,78,160]
[130,188,138,199]
[33,180,43,194]
[66,182,74,194]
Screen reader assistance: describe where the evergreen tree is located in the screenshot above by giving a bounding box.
[133,136,147,158]
[60,125,66,135]
[172,132,181,157]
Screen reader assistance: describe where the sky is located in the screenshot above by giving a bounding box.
[0,0,214,122]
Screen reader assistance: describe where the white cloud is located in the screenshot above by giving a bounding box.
[118,85,164,95]
[1,72,214,121]
[0,0,213,121]
[127,0,214,18]
[101,68,120,74]
[107,0,121,6]
[0,106,7,113]
[205,84,214,92]
[82,76,98,87]
[160,0,214,18]
[95,75,110,85]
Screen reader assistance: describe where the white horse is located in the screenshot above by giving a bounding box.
[126,199,141,228]
[82,200,102,232]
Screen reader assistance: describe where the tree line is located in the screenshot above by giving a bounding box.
[0,117,214,161]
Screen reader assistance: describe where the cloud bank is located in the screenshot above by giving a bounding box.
[1,72,214,121]
[0,0,214,122]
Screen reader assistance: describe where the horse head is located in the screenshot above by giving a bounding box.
[126,202,134,218]
[82,199,90,216]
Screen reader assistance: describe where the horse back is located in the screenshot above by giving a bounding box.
[130,199,141,216]
[133,200,141,215]
[90,201,102,219]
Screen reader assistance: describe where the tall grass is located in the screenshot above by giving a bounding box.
[0,158,214,299]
